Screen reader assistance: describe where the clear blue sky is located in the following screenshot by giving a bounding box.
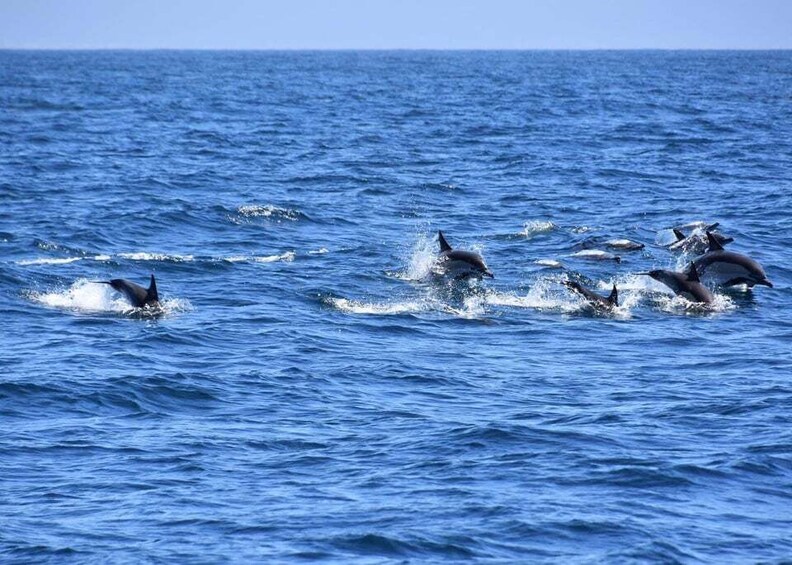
[1,0,790,50]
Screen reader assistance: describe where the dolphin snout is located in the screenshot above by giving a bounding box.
[484,270,495,279]
[758,279,774,288]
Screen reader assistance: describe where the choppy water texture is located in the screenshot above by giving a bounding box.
[1,51,791,563]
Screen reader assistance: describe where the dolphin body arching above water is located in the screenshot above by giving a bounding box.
[686,232,773,288]
[98,274,160,308]
[435,231,494,279]
[563,281,618,310]
[640,263,714,304]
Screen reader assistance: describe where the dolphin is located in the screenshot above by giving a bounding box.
[436,231,493,279]
[686,232,772,288]
[98,274,160,308]
[603,239,644,251]
[571,249,621,263]
[639,263,714,304]
[563,280,618,310]
[668,226,733,253]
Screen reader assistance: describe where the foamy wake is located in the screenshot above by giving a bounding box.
[28,279,192,317]
[17,251,297,266]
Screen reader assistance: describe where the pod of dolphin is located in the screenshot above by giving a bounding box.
[98,224,772,314]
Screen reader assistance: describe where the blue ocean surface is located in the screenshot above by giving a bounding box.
[1,50,791,563]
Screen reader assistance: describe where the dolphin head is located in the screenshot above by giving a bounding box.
[642,270,675,287]
[468,254,494,278]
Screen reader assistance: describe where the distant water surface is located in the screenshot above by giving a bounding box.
[1,50,791,562]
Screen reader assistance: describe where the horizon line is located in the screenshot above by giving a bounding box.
[2,47,791,52]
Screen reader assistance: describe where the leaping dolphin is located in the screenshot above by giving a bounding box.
[686,233,772,288]
[640,263,714,304]
[98,274,160,308]
[435,231,493,279]
[668,225,733,254]
[563,281,618,310]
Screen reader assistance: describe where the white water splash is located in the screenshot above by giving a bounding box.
[399,232,438,281]
[29,279,132,313]
[485,278,583,313]
[327,297,431,316]
[28,279,193,316]
[236,204,302,222]
[522,220,556,238]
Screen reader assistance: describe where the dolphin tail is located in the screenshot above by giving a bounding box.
[608,284,618,306]
[706,231,724,252]
[147,274,159,303]
[438,231,452,253]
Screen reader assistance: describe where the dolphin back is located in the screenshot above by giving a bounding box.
[107,275,160,308]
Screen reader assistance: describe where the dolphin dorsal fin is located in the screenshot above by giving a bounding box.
[147,274,159,303]
[673,229,686,241]
[608,284,618,306]
[438,231,452,252]
[706,231,724,251]
[687,263,701,283]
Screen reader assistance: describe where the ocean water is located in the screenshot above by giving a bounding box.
[1,50,791,563]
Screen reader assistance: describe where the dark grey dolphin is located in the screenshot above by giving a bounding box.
[640,263,714,304]
[668,225,733,253]
[563,281,618,310]
[436,231,493,279]
[99,274,160,308]
[686,233,772,288]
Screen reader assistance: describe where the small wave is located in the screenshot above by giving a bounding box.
[522,220,556,238]
[16,255,111,266]
[308,248,329,255]
[235,204,305,223]
[118,252,194,262]
[17,257,82,266]
[254,251,295,263]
